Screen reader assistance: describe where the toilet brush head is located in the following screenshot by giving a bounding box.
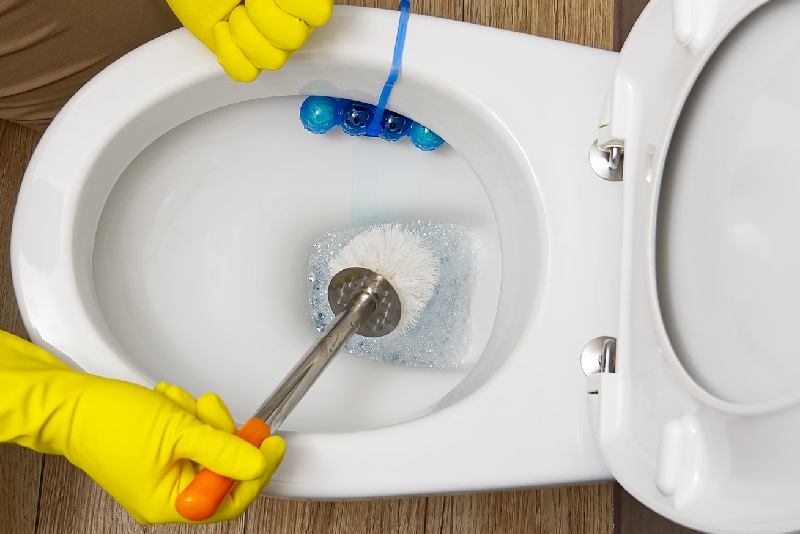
[310,222,475,367]
[327,267,402,338]
[329,224,440,336]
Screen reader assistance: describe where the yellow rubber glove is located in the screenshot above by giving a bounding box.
[165,0,334,82]
[0,331,285,524]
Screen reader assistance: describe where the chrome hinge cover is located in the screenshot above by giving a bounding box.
[589,140,624,182]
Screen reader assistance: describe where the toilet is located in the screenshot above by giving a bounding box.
[10,0,800,531]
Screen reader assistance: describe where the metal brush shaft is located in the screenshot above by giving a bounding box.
[175,268,401,522]
[253,291,376,430]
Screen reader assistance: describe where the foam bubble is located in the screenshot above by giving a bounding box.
[308,221,476,368]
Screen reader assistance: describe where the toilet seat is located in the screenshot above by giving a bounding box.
[589,0,800,532]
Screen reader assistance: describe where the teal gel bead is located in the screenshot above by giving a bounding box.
[300,96,341,134]
[409,122,445,151]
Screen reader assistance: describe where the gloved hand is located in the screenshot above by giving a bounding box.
[165,0,334,82]
[0,331,285,524]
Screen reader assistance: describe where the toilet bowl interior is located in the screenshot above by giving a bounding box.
[85,63,546,431]
[93,95,499,430]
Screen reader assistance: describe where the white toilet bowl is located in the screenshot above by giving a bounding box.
[12,1,800,532]
[12,6,618,498]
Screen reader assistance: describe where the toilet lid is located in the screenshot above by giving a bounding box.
[590,0,800,531]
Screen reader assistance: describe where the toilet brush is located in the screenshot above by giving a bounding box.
[175,224,440,521]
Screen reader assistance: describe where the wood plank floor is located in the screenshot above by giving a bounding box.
[0,0,693,533]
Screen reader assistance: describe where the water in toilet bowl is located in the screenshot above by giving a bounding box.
[92,94,501,429]
[308,221,476,368]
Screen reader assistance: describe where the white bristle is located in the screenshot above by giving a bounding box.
[330,224,440,335]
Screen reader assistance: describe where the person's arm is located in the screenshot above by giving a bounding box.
[0,331,284,524]
[165,0,334,81]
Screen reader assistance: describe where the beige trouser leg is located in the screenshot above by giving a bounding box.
[0,0,180,130]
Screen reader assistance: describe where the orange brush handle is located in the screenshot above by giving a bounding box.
[175,417,271,521]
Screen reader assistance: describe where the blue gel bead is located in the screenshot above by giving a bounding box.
[379,111,411,142]
[340,100,376,137]
[409,122,445,151]
[300,96,341,134]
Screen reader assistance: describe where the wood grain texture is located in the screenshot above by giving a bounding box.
[245,486,612,534]
[36,457,145,534]
[615,0,649,49]
[467,0,614,50]
[145,516,246,534]
[335,0,464,21]
[448,485,612,534]
[0,119,43,534]
[0,119,38,340]
[0,444,41,534]
[0,1,618,533]
[614,485,699,534]
[246,495,429,533]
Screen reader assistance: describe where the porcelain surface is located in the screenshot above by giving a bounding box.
[12,7,619,498]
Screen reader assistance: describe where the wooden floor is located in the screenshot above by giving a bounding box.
[0,0,694,532]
